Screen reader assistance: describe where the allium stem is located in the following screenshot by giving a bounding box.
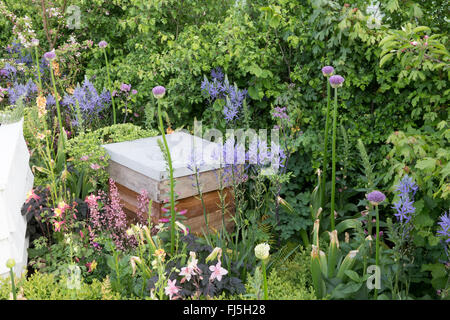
[103,49,116,125]
[49,62,64,148]
[375,205,380,300]
[321,79,332,211]
[262,259,268,300]
[157,101,176,255]
[330,88,338,230]
[9,268,16,300]
[34,46,43,93]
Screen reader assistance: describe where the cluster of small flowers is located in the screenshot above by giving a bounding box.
[61,77,111,127]
[165,250,228,300]
[392,175,418,224]
[437,210,450,259]
[201,67,248,122]
[0,3,36,48]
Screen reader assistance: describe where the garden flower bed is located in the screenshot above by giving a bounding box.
[0,0,448,303]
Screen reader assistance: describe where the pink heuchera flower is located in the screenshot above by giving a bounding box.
[209,262,228,282]
[165,279,181,300]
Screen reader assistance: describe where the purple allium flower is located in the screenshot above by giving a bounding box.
[131,89,138,95]
[367,190,386,205]
[98,40,108,49]
[31,38,39,47]
[329,75,345,88]
[321,66,334,77]
[152,85,166,99]
[120,83,131,92]
[437,211,450,244]
[43,50,56,61]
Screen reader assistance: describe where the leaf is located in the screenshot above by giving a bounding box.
[336,219,362,234]
[330,282,363,299]
[380,53,394,67]
[421,263,447,279]
[269,15,281,28]
[415,158,436,171]
[412,26,430,34]
[344,270,361,282]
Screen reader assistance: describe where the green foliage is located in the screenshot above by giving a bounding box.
[0,272,122,300]
[65,123,158,191]
[219,248,317,300]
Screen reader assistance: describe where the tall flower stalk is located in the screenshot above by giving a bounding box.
[255,243,270,300]
[153,86,176,255]
[44,50,64,143]
[99,41,116,124]
[6,259,16,300]
[321,66,334,214]
[329,74,345,230]
[367,190,386,300]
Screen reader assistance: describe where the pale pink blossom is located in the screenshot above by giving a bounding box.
[179,266,196,282]
[209,262,228,282]
[165,279,181,300]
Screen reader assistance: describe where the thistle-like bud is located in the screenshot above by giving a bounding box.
[313,219,320,247]
[328,230,340,277]
[311,245,325,299]
[336,250,359,280]
[254,243,270,260]
[6,259,16,269]
[206,247,222,263]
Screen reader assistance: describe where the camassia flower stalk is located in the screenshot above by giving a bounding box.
[152,85,177,255]
[329,74,345,230]
[366,190,386,300]
[99,40,117,124]
[321,66,334,212]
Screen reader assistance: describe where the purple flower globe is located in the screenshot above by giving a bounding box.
[367,190,386,205]
[329,75,345,88]
[43,50,56,61]
[322,66,334,77]
[98,40,108,49]
[152,86,166,99]
[120,83,131,92]
[31,38,39,47]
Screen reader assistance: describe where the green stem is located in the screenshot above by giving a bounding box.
[375,205,380,300]
[35,47,43,93]
[103,49,116,125]
[49,64,63,137]
[321,80,331,210]
[330,88,338,231]
[262,259,268,300]
[157,101,176,255]
[9,269,16,300]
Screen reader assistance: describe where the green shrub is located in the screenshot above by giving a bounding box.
[65,123,158,191]
[0,272,122,300]
[217,246,318,300]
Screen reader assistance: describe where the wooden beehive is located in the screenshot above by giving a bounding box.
[103,132,235,234]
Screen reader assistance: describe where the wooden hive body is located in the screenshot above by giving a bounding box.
[103,132,235,234]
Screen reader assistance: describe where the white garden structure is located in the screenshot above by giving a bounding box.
[0,119,33,278]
